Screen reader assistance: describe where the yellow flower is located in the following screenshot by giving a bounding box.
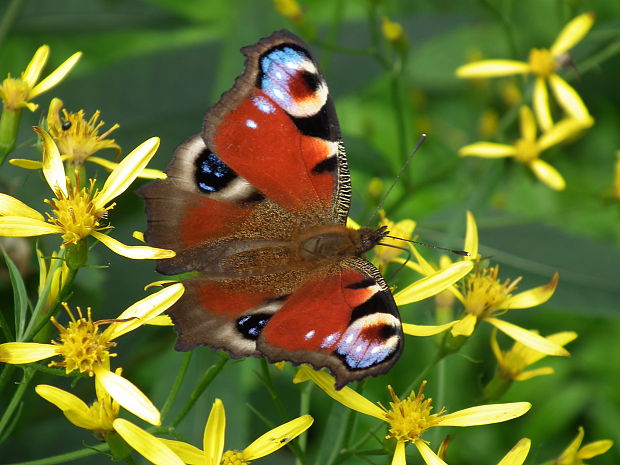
[0,45,82,112]
[456,13,595,130]
[542,427,613,465]
[491,329,577,382]
[382,17,405,43]
[403,212,568,356]
[0,127,173,259]
[483,329,577,401]
[459,106,592,190]
[10,98,165,180]
[346,215,474,306]
[294,366,530,465]
[113,398,314,465]
[0,283,185,425]
[272,0,303,22]
[36,374,121,436]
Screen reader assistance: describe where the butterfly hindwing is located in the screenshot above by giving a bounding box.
[258,257,402,388]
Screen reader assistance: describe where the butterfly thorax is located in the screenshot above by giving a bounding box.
[296,225,388,262]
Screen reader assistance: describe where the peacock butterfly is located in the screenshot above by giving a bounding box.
[139,30,403,388]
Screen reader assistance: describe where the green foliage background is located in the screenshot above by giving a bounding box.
[0,0,619,464]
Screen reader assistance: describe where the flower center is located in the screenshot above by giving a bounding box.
[221,450,248,465]
[0,77,31,110]
[462,265,521,318]
[383,382,443,443]
[528,48,555,77]
[48,102,120,165]
[514,138,540,163]
[49,304,116,375]
[45,178,112,245]
[88,394,119,434]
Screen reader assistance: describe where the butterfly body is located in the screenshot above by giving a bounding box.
[140,30,403,388]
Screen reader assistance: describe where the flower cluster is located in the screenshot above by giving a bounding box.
[456,13,596,190]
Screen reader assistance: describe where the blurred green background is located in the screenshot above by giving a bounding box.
[0,0,619,464]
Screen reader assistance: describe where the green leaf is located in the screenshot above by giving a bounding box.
[2,249,29,342]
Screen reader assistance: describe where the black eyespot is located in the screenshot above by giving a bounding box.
[236,313,272,340]
[194,148,237,193]
[61,121,72,130]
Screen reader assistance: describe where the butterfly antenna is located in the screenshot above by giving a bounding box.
[365,133,427,227]
[384,235,470,257]
[376,242,413,281]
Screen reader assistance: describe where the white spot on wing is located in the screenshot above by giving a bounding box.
[304,330,316,340]
[246,119,258,129]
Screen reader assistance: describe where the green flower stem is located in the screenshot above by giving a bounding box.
[259,359,287,420]
[326,401,358,465]
[160,351,192,422]
[0,366,34,441]
[6,443,109,465]
[478,0,520,59]
[295,381,313,465]
[482,370,512,402]
[171,352,228,428]
[0,107,22,165]
[65,240,88,271]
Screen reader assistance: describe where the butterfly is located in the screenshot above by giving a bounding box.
[140,30,403,388]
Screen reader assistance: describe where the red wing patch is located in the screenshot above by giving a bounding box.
[257,260,402,388]
[212,90,336,211]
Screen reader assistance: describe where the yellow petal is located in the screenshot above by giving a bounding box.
[92,231,175,259]
[158,439,204,465]
[95,137,160,208]
[144,280,178,290]
[0,194,44,220]
[514,367,555,381]
[0,342,59,363]
[456,60,531,78]
[46,97,64,132]
[550,12,595,57]
[22,45,50,87]
[34,127,67,197]
[87,156,167,180]
[94,366,161,426]
[105,283,184,340]
[35,384,99,430]
[394,260,473,306]
[504,272,559,308]
[520,331,577,366]
[28,52,82,100]
[0,216,62,237]
[490,329,503,363]
[402,321,458,337]
[346,217,360,229]
[113,418,184,465]
[414,439,447,465]
[438,402,531,427]
[459,142,516,158]
[391,440,407,465]
[132,231,145,242]
[485,318,570,356]
[450,313,477,337]
[464,210,478,259]
[534,77,553,131]
[204,398,226,465]
[8,159,44,170]
[145,315,174,326]
[529,159,566,190]
[243,415,314,460]
[578,439,614,459]
[293,366,385,420]
[562,427,585,458]
[519,106,537,142]
[548,74,593,123]
[497,438,531,465]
